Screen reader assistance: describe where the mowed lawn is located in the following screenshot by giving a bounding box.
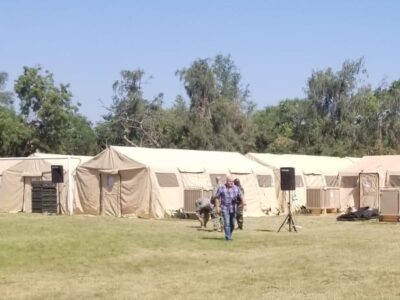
[0,214,400,300]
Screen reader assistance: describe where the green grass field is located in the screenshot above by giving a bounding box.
[0,214,399,300]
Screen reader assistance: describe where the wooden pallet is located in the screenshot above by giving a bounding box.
[379,215,400,222]
[309,208,338,215]
[310,208,322,215]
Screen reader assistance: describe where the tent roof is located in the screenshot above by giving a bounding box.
[103,146,273,174]
[247,153,358,174]
[0,159,23,175]
[6,159,52,176]
[340,155,400,175]
[79,147,145,171]
[30,153,93,170]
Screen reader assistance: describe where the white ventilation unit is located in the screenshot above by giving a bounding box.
[379,188,400,216]
[306,188,340,209]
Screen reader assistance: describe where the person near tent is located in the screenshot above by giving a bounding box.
[210,176,223,231]
[195,197,213,228]
[234,178,246,230]
[216,175,242,241]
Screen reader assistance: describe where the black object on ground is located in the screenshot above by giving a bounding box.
[336,206,379,221]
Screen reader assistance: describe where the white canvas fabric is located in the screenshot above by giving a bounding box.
[339,155,400,210]
[246,153,359,212]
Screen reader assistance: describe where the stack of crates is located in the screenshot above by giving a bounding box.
[32,181,58,214]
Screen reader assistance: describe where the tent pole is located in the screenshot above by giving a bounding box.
[67,156,73,215]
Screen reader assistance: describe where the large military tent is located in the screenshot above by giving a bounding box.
[75,146,277,218]
[339,155,400,210]
[0,154,92,214]
[246,153,358,211]
[30,153,93,214]
[0,159,52,213]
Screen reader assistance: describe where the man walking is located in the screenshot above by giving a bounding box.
[216,175,242,241]
[234,178,245,230]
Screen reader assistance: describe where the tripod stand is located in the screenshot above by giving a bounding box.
[277,190,297,232]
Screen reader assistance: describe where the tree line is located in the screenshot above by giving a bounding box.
[1,55,399,157]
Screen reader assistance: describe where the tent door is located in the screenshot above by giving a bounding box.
[100,174,121,217]
[359,173,379,209]
[23,176,42,213]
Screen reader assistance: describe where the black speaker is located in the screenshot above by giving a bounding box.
[280,167,295,191]
[51,165,64,183]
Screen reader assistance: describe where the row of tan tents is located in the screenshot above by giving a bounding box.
[0,146,399,218]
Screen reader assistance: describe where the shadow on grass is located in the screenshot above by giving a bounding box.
[197,228,215,232]
[255,229,275,232]
[200,236,225,241]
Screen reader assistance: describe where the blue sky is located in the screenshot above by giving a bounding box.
[1,0,399,123]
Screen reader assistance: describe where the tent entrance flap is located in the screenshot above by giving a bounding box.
[100,173,121,217]
[24,176,42,213]
[359,173,379,209]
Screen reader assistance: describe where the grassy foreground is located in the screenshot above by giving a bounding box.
[0,214,399,300]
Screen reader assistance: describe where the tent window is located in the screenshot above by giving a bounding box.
[389,175,400,187]
[210,174,226,188]
[257,175,272,187]
[106,175,115,188]
[295,176,304,188]
[325,176,338,187]
[340,176,358,188]
[156,173,179,187]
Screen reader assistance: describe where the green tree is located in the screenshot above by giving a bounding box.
[156,95,190,148]
[0,107,31,156]
[64,114,98,155]
[302,58,368,156]
[369,80,400,154]
[14,66,89,154]
[307,58,366,122]
[97,69,167,148]
[0,72,13,108]
[177,54,254,152]
[176,59,216,119]
[0,71,30,156]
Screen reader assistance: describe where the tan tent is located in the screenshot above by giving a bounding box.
[339,155,400,210]
[0,154,92,214]
[29,153,93,214]
[246,153,358,211]
[75,146,277,218]
[0,159,52,213]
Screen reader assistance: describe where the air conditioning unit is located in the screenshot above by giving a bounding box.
[306,188,340,209]
[379,188,400,216]
[306,188,323,209]
[324,188,340,209]
[184,189,202,214]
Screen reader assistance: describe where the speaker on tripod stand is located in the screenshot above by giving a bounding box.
[278,167,297,232]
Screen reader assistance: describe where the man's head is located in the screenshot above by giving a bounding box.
[234,178,240,186]
[226,175,234,187]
